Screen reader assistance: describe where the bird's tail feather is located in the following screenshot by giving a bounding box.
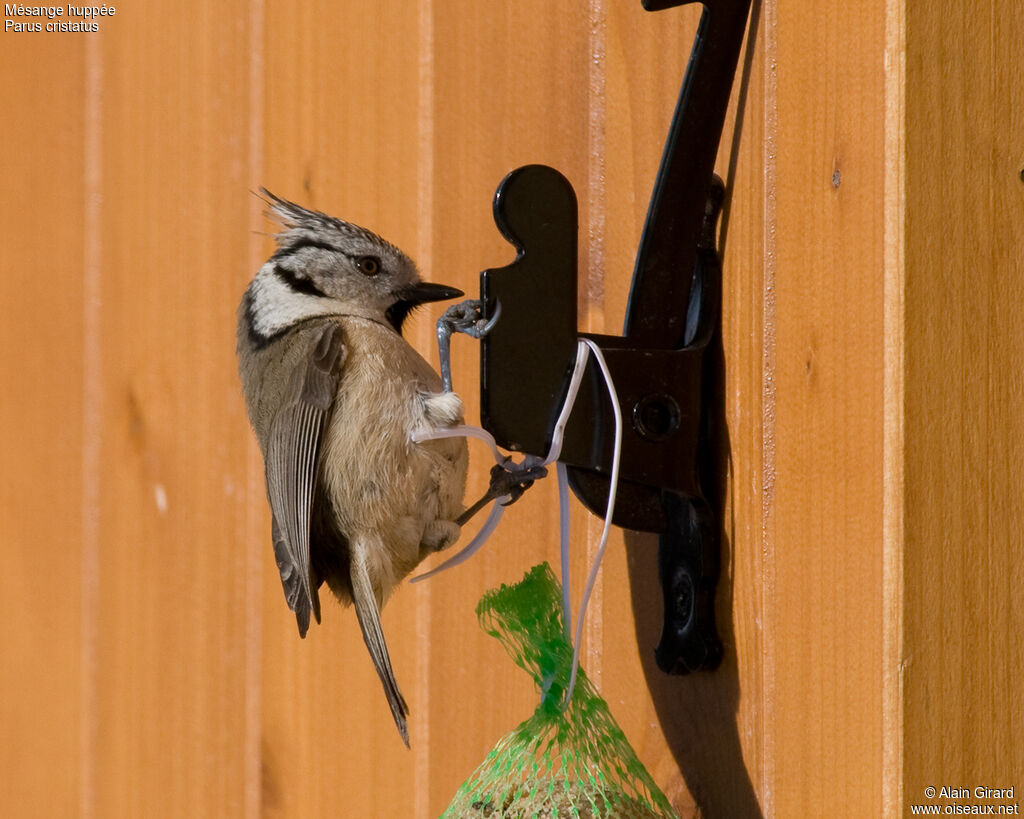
[350,541,410,746]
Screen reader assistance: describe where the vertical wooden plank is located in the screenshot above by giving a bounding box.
[902,0,1024,810]
[258,2,425,817]
[426,3,596,814]
[769,0,887,814]
[0,33,84,819]
[883,0,907,815]
[600,3,767,816]
[718,4,769,809]
[244,6,267,819]
[86,3,257,815]
[423,1,770,815]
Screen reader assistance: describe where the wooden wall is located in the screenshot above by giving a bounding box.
[0,1,1020,817]
[901,0,1024,807]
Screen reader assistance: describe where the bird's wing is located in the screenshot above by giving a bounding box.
[264,323,347,637]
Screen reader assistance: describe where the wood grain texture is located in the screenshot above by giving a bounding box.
[258,3,428,817]
[768,0,889,814]
[0,31,85,819]
[902,0,1024,810]
[2,0,1021,817]
[78,3,259,815]
[423,2,595,812]
[605,4,767,817]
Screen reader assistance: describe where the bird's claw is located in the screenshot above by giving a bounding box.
[437,299,501,392]
[454,456,547,528]
[491,458,547,508]
[439,299,500,339]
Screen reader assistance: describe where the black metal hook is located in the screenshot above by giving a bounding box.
[476,0,751,674]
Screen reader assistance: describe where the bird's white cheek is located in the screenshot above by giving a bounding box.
[249,267,338,337]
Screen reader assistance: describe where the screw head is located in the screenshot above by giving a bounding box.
[672,572,695,628]
[632,394,681,442]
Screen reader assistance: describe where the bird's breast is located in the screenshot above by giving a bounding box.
[318,319,468,540]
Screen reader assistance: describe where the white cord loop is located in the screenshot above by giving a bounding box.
[411,339,623,706]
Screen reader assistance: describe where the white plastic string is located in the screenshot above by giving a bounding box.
[557,461,572,637]
[562,338,621,707]
[412,424,505,462]
[410,499,506,582]
[540,341,593,466]
[409,343,594,582]
[409,339,622,709]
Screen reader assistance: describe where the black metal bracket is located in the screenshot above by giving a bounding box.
[476,0,751,674]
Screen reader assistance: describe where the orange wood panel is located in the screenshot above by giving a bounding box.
[255,1,742,816]
[258,2,427,817]
[901,0,1024,811]
[0,31,85,819]
[424,3,602,814]
[599,4,766,817]
[768,0,889,813]
[5,1,1021,817]
[75,3,261,815]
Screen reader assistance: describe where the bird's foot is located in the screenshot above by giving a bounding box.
[490,458,547,507]
[455,457,548,527]
[436,299,501,392]
[439,299,500,339]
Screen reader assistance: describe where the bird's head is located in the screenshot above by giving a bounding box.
[243,189,462,346]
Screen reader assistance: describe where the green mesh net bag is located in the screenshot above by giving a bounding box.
[440,563,679,819]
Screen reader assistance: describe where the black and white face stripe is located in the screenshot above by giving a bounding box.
[270,238,385,287]
[242,289,279,349]
[243,263,352,347]
[270,237,344,262]
[273,263,328,298]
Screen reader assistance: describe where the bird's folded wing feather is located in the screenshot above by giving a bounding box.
[264,323,347,636]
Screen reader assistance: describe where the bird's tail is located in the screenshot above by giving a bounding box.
[350,538,410,746]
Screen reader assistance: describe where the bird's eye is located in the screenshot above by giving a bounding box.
[356,256,381,276]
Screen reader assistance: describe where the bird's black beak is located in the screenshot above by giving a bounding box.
[398,281,464,305]
[386,281,464,335]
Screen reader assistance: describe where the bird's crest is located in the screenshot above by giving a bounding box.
[258,187,402,257]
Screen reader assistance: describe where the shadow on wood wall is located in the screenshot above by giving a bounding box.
[625,318,761,818]
[626,2,763,813]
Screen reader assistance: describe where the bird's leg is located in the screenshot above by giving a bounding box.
[436,299,501,392]
[456,457,548,527]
